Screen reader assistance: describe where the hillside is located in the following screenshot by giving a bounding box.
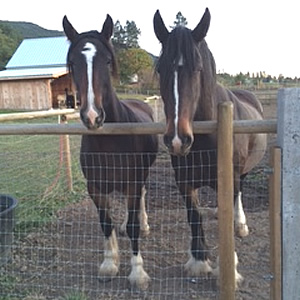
[0,20,64,39]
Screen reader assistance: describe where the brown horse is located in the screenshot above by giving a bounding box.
[63,14,158,290]
[154,8,267,286]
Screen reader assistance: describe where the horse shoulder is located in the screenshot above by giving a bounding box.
[231,89,264,118]
[121,99,155,122]
[216,86,264,121]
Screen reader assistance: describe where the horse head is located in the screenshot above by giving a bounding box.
[154,8,212,156]
[63,15,117,129]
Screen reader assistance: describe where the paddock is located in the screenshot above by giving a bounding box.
[0,89,299,299]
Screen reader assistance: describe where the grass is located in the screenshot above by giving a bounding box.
[0,116,87,298]
[0,115,86,235]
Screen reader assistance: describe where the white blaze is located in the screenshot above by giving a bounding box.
[81,42,98,126]
[171,55,184,151]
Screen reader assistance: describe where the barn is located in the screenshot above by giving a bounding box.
[0,36,73,110]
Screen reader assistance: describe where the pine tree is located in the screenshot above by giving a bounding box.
[171,12,188,29]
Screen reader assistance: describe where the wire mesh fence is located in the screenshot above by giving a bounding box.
[0,134,270,300]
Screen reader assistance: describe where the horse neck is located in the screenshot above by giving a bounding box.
[101,85,124,122]
[194,75,217,121]
[195,41,218,121]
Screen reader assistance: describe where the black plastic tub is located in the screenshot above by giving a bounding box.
[0,195,18,266]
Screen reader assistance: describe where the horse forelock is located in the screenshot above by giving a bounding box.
[156,27,217,89]
[67,31,118,78]
[156,27,197,78]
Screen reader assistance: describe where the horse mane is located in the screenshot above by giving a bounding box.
[67,31,118,78]
[155,26,217,97]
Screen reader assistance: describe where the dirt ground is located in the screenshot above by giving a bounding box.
[1,98,277,299]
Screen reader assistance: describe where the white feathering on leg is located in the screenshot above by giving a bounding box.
[234,191,249,237]
[184,252,212,276]
[128,252,151,290]
[99,229,119,277]
[139,186,150,235]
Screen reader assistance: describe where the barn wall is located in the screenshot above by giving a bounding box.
[0,79,52,111]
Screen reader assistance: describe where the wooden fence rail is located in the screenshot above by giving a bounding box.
[0,109,76,121]
[0,119,277,135]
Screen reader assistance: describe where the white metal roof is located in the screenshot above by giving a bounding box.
[0,67,68,81]
[0,36,70,80]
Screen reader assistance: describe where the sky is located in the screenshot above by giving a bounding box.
[1,0,300,78]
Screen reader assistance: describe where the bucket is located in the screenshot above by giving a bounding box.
[0,195,18,266]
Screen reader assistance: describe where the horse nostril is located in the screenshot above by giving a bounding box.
[182,135,193,148]
[95,110,105,127]
[163,135,173,149]
[95,116,103,127]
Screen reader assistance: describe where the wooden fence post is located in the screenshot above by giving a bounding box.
[217,101,235,300]
[59,115,73,192]
[269,147,282,300]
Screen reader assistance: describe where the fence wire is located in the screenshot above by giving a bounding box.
[0,135,270,300]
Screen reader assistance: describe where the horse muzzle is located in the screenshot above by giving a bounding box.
[163,134,193,156]
[80,107,105,130]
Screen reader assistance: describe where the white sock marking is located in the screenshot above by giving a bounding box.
[128,252,150,290]
[234,191,249,237]
[99,229,119,277]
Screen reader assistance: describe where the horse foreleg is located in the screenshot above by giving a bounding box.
[89,186,119,279]
[184,189,212,276]
[99,228,120,278]
[120,186,150,236]
[126,192,150,290]
[234,191,249,237]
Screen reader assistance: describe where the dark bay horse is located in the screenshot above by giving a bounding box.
[63,14,158,290]
[154,8,267,285]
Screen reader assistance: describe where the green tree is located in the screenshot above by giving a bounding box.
[171,12,188,29]
[0,24,22,70]
[124,21,140,48]
[117,48,152,83]
[111,20,126,49]
[112,20,140,49]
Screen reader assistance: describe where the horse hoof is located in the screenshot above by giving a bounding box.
[99,261,119,278]
[236,224,249,237]
[128,253,151,290]
[128,270,151,291]
[184,257,212,277]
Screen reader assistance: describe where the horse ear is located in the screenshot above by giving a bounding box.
[63,15,78,42]
[101,14,114,40]
[191,8,211,43]
[153,10,169,44]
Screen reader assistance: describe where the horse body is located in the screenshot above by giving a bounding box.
[63,14,158,290]
[154,8,267,286]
